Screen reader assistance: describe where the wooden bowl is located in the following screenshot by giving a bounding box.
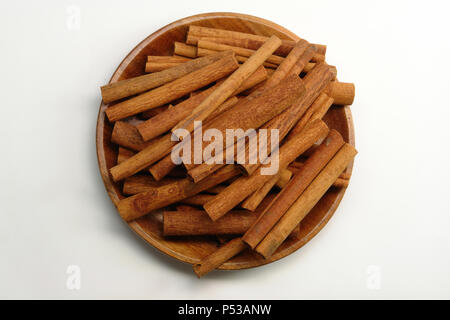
[96,12,355,270]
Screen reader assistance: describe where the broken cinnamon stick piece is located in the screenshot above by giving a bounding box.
[242,129,344,249]
[255,143,357,258]
[193,238,247,278]
[101,51,231,104]
[117,147,134,164]
[173,35,282,136]
[105,51,238,122]
[174,42,198,58]
[324,82,355,105]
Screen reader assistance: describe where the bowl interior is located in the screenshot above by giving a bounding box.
[96,12,355,270]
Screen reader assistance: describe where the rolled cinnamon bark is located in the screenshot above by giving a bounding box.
[187,25,327,56]
[180,194,216,206]
[137,66,267,141]
[100,51,231,104]
[173,36,282,136]
[140,104,170,119]
[193,238,247,278]
[117,165,240,221]
[239,62,335,175]
[255,143,357,258]
[109,133,176,181]
[117,147,134,164]
[333,177,349,188]
[163,210,259,236]
[324,82,355,105]
[198,39,284,65]
[242,129,344,248]
[203,119,329,221]
[240,174,280,211]
[275,168,293,188]
[287,93,333,139]
[290,44,319,75]
[174,42,198,58]
[105,51,238,122]
[182,73,306,171]
[148,154,179,181]
[111,121,154,152]
[197,47,278,68]
[147,55,190,63]
[145,62,183,73]
[122,174,176,195]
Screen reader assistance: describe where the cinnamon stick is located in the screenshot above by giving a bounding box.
[100,51,231,104]
[147,55,190,63]
[105,51,238,122]
[203,119,329,221]
[275,168,293,188]
[287,93,333,138]
[145,62,183,73]
[111,121,154,151]
[117,147,134,164]
[193,238,246,278]
[117,165,240,221]
[109,133,176,181]
[324,82,355,105]
[197,47,278,68]
[242,129,345,248]
[174,42,197,58]
[137,66,267,141]
[255,143,357,258]
[163,210,259,236]
[122,174,176,195]
[180,194,216,206]
[173,35,282,136]
[198,39,284,65]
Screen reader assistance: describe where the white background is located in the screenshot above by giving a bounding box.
[1,0,449,299]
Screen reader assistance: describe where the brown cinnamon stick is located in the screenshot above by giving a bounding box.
[180,194,216,206]
[242,129,344,248]
[173,35,282,136]
[137,66,267,141]
[147,55,190,63]
[203,119,329,221]
[117,165,240,221]
[198,39,284,65]
[111,121,154,152]
[101,51,231,104]
[117,147,134,164]
[197,47,278,68]
[163,210,259,236]
[109,133,176,181]
[105,51,238,122]
[287,93,333,139]
[255,143,357,258]
[145,62,183,73]
[275,168,293,188]
[193,238,246,278]
[174,42,198,58]
[324,82,355,105]
[122,174,176,195]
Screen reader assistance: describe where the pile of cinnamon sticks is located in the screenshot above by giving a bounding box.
[100,25,356,277]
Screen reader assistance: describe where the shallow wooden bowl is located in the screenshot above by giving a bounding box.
[96,12,355,270]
